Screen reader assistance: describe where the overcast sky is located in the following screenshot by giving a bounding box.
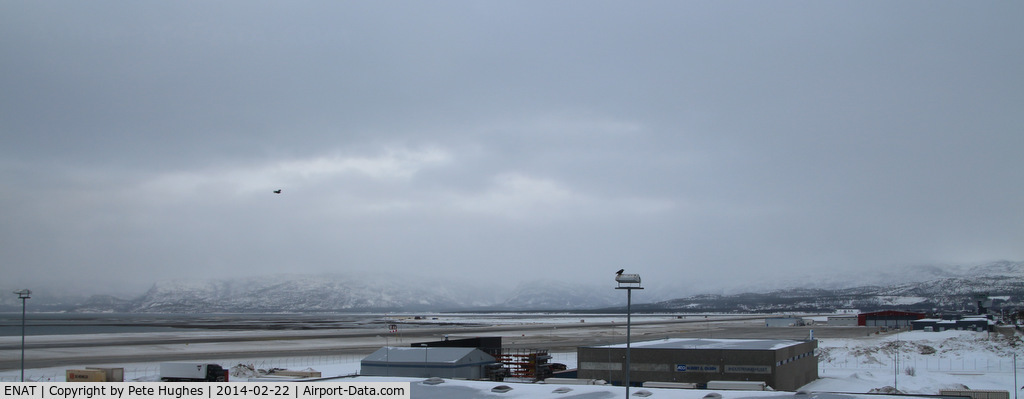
[2,2,1022,298]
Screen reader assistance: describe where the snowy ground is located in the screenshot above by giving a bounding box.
[2,323,1022,398]
[809,329,1023,395]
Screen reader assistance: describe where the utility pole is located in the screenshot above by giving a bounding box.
[615,272,642,399]
[14,289,31,382]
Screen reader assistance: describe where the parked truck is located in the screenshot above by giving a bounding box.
[160,363,228,382]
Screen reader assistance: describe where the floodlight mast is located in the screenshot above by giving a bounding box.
[14,289,31,382]
[615,273,642,398]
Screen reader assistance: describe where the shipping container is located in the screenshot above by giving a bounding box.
[86,367,124,382]
[66,369,106,382]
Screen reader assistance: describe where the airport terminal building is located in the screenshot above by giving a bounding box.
[577,338,818,391]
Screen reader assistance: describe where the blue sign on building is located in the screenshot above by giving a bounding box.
[676,364,719,373]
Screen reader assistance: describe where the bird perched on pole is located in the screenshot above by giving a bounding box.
[615,269,624,275]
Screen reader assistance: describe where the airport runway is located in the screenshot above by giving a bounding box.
[0,315,883,370]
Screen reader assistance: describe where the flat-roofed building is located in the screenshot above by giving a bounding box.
[912,316,993,332]
[857,311,926,327]
[828,315,859,326]
[410,337,502,357]
[577,338,817,391]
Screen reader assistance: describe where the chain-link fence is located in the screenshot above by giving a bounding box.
[820,354,1023,374]
[1,354,369,382]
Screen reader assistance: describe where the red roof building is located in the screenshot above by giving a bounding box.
[857,311,927,327]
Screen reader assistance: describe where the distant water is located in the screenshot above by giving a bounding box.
[0,313,375,336]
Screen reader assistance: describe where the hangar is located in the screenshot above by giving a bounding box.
[577,338,818,391]
[360,347,498,379]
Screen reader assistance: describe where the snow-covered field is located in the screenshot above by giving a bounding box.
[2,327,1022,398]
[810,329,1023,395]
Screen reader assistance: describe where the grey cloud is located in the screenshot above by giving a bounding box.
[2,1,1022,297]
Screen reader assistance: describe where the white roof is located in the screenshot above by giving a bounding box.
[362,347,494,365]
[591,338,807,351]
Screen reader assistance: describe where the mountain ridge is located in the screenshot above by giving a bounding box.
[5,260,1021,313]
[655,261,1024,313]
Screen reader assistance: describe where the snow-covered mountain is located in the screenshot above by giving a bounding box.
[120,273,504,313]
[15,260,1023,313]
[500,280,622,310]
[109,277,639,313]
[657,260,1024,313]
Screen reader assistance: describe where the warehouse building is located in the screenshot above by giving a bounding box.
[857,311,926,327]
[827,315,859,326]
[411,337,502,357]
[361,347,498,379]
[577,338,818,391]
[912,316,993,332]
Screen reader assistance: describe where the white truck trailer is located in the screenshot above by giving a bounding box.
[160,363,228,382]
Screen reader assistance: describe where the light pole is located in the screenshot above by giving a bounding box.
[376,335,391,376]
[615,272,642,399]
[14,289,31,382]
